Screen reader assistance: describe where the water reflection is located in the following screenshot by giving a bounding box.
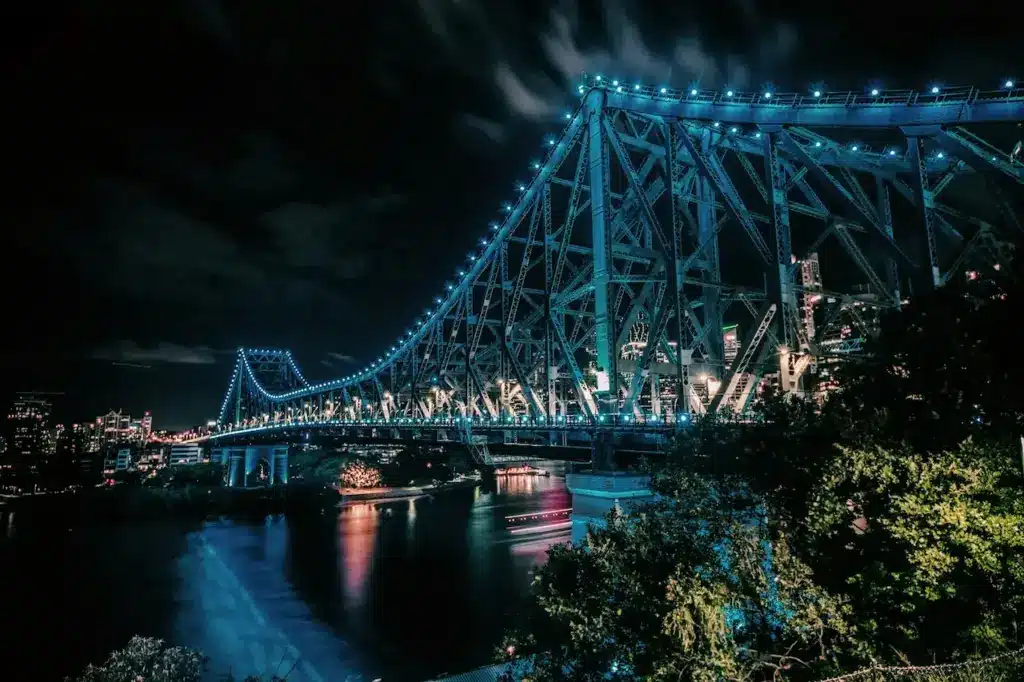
[338,503,378,611]
[1,461,576,682]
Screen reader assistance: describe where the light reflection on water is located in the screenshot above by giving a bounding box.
[198,461,571,681]
[0,464,573,682]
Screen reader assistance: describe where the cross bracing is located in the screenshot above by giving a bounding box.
[213,77,1023,441]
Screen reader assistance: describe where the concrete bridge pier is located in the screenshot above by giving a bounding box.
[565,431,654,544]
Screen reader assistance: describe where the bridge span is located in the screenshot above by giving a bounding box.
[210,78,1020,449]
[204,74,1021,539]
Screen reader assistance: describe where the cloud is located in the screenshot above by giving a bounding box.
[326,352,356,364]
[415,0,802,123]
[93,341,219,366]
[461,114,507,144]
[68,179,408,314]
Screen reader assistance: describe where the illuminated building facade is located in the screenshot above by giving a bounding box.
[5,392,57,458]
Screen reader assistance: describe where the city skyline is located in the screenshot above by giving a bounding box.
[4,2,1019,427]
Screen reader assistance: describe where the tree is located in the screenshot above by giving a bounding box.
[807,438,1024,660]
[339,460,382,488]
[68,636,205,682]
[67,636,288,682]
[500,471,859,681]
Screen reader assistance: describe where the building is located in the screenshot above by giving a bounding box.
[92,410,154,449]
[168,444,203,466]
[5,392,58,458]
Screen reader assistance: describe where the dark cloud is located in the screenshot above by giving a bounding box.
[326,352,357,364]
[414,0,802,122]
[92,341,219,366]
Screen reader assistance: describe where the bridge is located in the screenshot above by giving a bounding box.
[204,76,1022,472]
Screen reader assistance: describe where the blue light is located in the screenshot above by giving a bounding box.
[548,139,555,145]
[889,149,897,156]
[660,87,667,94]
[517,184,525,191]
[713,122,720,127]
[764,91,771,98]
[871,88,879,96]
[730,127,738,133]
[690,88,698,95]
[564,112,571,119]
[595,75,602,81]
[633,84,640,90]
[814,141,821,147]
[1007,80,1015,88]
[612,80,619,86]
[813,90,821,97]
[577,85,584,93]
[616,86,622,92]
[931,86,940,94]
[754,132,761,138]
[851,145,858,151]
[937,152,944,159]
[726,90,734,96]
[532,162,540,169]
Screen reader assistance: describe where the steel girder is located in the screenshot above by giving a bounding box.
[215,79,1023,434]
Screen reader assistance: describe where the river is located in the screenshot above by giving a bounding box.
[0,462,571,682]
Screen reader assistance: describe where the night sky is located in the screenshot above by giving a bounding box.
[4,1,1018,429]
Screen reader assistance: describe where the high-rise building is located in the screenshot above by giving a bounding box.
[5,392,58,458]
[92,410,153,448]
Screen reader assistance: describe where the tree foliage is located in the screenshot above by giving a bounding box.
[339,460,382,488]
[501,473,859,681]
[504,254,1024,679]
[67,636,288,682]
[67,636,205,682]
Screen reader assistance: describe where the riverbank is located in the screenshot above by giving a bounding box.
[2,483,338,526]
[338,477,480,504]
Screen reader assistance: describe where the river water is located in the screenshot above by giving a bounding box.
[0,462,571,682]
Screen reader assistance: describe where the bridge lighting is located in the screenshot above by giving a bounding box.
[1007,80,1015,88]
[446,283,454,290]
[889,149,897,156]
[851,145,859,151]
[813,90,821,97]
[660,87,667,94]
[871,88,879,96]
[517,184,525,191]
[726,90,733,96]
[564,112,571,119]
[690,88,697,95]
[533,161,540,170]
[435,296,442,303]
[480,238,488,245]
[764,91,772,98]
[634,84,640,90]
[547,139,555,145]
[595,75,602,81]
[612,80,618,86]
[577,85,584,93]
[815,141,822,147]
[713,122,720,127]
[616,86,622,92]
[502,204,511,211]
[937,152,944,159]
[730,127,738,133]
[931,86,940,94]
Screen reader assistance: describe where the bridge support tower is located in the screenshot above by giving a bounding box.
[565,431,653,543]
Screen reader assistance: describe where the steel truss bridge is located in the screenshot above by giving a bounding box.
[206,77,1023,453]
